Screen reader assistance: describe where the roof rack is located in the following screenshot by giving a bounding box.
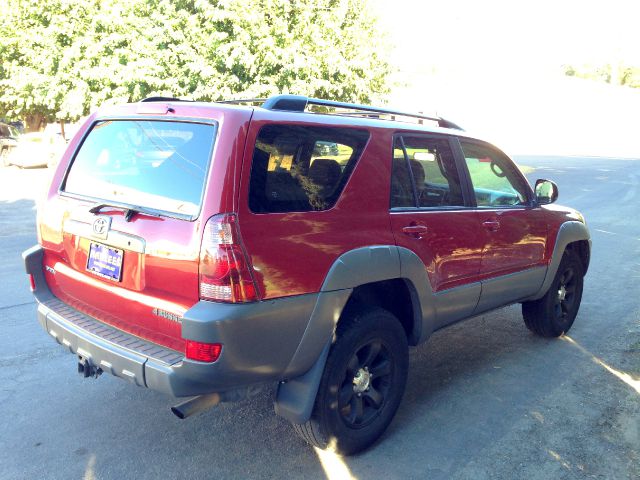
[139,94,463,130]
[140,96,192,103]
[253,94,464,130]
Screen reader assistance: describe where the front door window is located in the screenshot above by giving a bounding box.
[460,141,530,207]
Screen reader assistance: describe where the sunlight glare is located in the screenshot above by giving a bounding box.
[83,454,96,480]
[314,441,357,480]
[561,336,640,395]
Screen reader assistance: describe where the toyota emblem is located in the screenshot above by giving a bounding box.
[92,216,111,239]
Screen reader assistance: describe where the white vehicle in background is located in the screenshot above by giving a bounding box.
[0,122,20,167]
[6,132,67,168]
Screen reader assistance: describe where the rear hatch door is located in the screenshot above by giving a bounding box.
[42,117,217,352]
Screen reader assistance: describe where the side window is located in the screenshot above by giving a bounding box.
[460,141,529,207]
[390,138,414,208]
[248,125,369,213]
[390,135,464,208]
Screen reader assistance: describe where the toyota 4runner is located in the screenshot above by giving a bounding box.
[23,95,590,454]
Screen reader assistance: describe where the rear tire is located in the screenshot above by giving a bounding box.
[522,250,584,337]
[293,306,409,455]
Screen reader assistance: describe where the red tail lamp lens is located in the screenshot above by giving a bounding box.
[199,214,258,303]
[28,274,35,292]
[185,340,222,363]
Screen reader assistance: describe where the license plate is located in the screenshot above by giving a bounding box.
[86,242,123,281]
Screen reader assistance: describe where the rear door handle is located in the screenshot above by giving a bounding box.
[402,225,428,238]
[482,220,500,231]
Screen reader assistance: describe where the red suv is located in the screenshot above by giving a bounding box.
[24,95,590,454]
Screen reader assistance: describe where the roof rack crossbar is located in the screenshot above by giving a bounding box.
[217,98,266,105]
[141,96,192,103]
[259,95,463,130]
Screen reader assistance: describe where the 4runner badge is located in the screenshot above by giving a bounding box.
[152,308,182,324]
[92,216,111,240]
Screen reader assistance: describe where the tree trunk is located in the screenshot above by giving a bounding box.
[24,113,46,132]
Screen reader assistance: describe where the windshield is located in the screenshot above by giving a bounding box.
[64,120,216,218]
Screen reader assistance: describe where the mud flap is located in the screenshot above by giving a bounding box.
[274,340,331,424]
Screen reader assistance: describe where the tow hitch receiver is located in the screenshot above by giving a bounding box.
[78,355,102,379]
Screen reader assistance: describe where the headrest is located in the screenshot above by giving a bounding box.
[309,159,341,187]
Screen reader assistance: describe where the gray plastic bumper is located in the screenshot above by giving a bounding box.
[38,300,174,390]
[23,245,322,397]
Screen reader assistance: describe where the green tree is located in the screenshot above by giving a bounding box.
[563,63,640,88]
[0,0,99,129]
[0,0,392,131]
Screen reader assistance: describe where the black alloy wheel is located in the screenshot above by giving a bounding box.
[522,250,584,337]
[553,263,579,327]
[338,339,392,429]
[293,306,409,455]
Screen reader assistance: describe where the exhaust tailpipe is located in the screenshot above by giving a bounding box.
[171,393,221,419]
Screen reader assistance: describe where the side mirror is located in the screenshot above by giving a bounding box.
[535,179,558,205]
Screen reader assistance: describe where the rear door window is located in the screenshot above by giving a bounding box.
[391,135,465,208]
[248,125,369,213]
[63,120,216,219]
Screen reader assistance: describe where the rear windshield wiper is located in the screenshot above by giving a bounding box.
[89,203,163,222]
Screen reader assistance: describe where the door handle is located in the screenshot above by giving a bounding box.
[402,225,428,238]
[482,220,500,231]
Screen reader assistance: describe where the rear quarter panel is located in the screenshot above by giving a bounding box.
[237,111,397,299]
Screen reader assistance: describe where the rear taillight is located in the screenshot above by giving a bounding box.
[199,214,258,303]
[28,274,35,292]
[185,340,222,363]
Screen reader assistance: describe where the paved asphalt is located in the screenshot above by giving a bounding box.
[0,156,638,479]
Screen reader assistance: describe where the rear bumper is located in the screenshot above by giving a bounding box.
[23,245,320,397]
[36,298,179,391]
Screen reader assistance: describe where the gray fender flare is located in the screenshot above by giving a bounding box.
[274,245,434,424]
[527,221,591,301]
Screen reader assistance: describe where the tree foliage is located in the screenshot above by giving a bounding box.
[563,63,640,89]
[0,0,392,127]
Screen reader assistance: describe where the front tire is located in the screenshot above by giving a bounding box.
[294,306,409,455]
[522,250,584,337]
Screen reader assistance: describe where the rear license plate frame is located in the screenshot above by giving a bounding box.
[86,242,124,282]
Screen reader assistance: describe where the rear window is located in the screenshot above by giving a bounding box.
[64,120,216,218]
[248,125,369,213]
